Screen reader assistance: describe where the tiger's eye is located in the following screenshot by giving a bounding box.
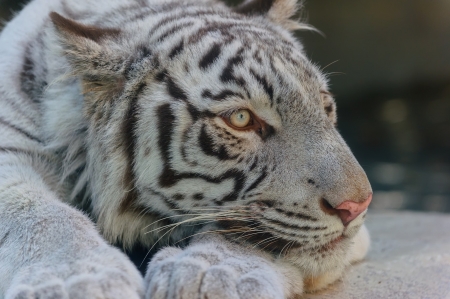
[229,109,251,128]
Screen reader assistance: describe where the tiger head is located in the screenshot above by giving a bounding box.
[49,0,372,282]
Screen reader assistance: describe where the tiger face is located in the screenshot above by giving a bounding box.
[49,0,371,280]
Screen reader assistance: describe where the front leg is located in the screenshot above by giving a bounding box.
[0,158,143,299]
[145,234,304,299]
[145,224,371,298]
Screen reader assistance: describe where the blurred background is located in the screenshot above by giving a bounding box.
[1,0,449,212]
[299,0,450,213]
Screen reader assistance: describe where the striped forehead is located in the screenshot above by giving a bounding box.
[145,7,296,46]
[163,42,323,111]
[135,9,326,121]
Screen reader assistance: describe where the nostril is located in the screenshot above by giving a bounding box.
[320,194,373,226]
[336,193,372,226]
[320,198,338,216]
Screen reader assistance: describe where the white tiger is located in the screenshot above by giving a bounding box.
[0,0,372,298]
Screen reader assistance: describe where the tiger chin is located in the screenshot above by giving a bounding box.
[0,0,372,298]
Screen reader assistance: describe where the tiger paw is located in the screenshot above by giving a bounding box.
[144,235,290,299]
[5,246,144,299]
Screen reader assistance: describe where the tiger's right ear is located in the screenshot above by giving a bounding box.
[50,12,125,98]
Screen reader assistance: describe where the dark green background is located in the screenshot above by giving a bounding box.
[1,0,449,212]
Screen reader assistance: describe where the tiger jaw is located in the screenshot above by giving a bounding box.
[215,200,366,258]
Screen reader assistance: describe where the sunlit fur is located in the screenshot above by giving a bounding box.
[0,0,372,296]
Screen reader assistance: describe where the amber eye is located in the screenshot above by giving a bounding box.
[229,109,252,128]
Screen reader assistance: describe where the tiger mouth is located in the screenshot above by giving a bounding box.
[316,235,345,253]
[216,218,345,256]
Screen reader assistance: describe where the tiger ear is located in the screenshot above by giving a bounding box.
[49,12,125,96]
[234,0,314,31]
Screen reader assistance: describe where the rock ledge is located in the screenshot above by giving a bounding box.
[304,211,450,299]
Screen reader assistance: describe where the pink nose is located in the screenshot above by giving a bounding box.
[335,193,372,226]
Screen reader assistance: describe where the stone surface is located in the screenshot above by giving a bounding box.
[304,211,450,299]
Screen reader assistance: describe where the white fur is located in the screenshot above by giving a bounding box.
[0,0,372,298]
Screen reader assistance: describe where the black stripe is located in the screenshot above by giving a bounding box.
[154,21,194,43]
[275,208,319,222]
[199,124,238,160]
[157,104,177,187]
[20,41,48,104]
[244,167,267,193]
[199,43,222,69]
[169,40,184,59]
[137,45,153,60]
[0,232,9,248]
[201,90,212,99]
[173,194,184,200]
[0,118,42,143]
[202,89,243,101]
[149,13,180,32]
[220,48,245,86]
[186,103,201,121]
[219,169,246,202]
[156,24,185,42]
[166,77,188,101]
[217,126,239,141]
[185,102,214,122]
[249,157,258,171]
[150,13,203,34]
[253,50,262,64]
[193,193,204,200]
[250,69,274,103]
[187,20,279,45]
[144,186,180,212]
[258,199,275,208]
[155,69,167,82]
[119,83,146,212]
[20,51,37,101]
[188,25,232,45]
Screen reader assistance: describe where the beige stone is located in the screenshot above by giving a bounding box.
[304,212,450,299]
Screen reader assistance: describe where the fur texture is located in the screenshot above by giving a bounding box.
[0,0,372,298]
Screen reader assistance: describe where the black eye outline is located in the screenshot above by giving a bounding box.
[220,109,269,137]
